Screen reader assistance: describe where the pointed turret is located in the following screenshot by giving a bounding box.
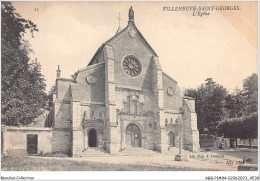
[56,65,61,79]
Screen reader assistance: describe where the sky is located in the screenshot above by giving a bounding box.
[12,1,258,93]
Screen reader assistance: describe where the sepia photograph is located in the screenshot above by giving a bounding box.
[1,1,258,180]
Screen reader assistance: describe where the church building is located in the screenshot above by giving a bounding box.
[47,7,200,157]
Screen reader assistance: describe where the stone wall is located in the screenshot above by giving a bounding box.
[54,102,71,128]
[52,101,72,155]
[56,79,73,102]
[162,73,182,110]
[104,44,119,155]
[2,126,52,156]
[53,80,73,155]
[77,63,105,103]
[52,129,71,155]
[111,24,154,92]
[151,56,167,153]
[183,98,200,153]
[71,99,83,157]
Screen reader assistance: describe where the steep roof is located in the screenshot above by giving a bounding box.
[88,7,158,66]
[106,23,158,56]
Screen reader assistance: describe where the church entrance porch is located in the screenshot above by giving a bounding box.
[168,131,175,147]
[125,123,141,147]
[88,128,97,147]
[82,119,104,150]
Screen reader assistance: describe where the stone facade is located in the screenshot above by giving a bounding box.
[47,7,200,156]
[1,126,52,156]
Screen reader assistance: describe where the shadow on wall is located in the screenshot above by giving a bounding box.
[52,85,72,156]
[55,85,71,124]
[141,59,153,91]
[90,67,105,102]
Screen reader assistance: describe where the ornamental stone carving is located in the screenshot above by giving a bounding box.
[167,87,174,96]
[86,74,97,84]
[128,27,136,38]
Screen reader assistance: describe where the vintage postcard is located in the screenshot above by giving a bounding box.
[1,1,258,180]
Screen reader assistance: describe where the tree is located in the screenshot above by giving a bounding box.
[184,78,228,134]
[45,84,56,111]
[242,73,258,115]
[241,74,258,148]
[240,113,258,148]
[217,113,258,148]
[1,2,46,126]
[224,74,257,118]
[217,117,243,147]
[225,89,246,118]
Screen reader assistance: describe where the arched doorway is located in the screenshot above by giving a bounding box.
[125,123,141,147]
[168,131,175,147]
[88,128,97,147]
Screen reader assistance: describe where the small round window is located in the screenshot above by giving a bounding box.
[122,56,142,77]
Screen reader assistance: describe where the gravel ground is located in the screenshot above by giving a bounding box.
[2,150,253,171]
[210,149,258,164]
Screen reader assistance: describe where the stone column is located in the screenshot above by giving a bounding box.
[104,44,119,155]
[98,134,103,148]
[84,129,88,149]
[71,100,83,157]
[83,129,85,149]
[183,98,200,153]
[120,121,126,150]
[151,56,167,153]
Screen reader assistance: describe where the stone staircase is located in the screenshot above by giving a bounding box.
[118,147,161,156]
[79,147,110,157]
[77,147,191,157]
